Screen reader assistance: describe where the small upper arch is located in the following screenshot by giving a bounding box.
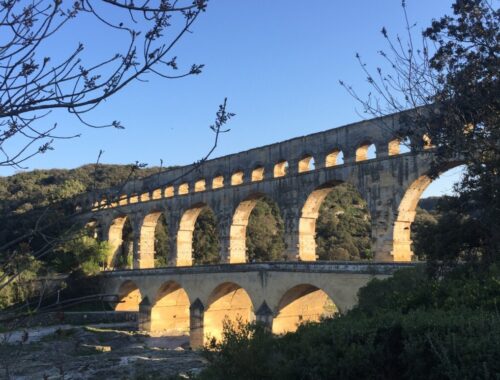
[325,149,344,167]
[355,140,377,162]
[231,170,245,186]
[212,174,225,189]
[298,153,315,173]
[251,164,265,182]
[274,159,289,178]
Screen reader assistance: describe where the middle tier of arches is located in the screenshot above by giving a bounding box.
[98,180,374,269]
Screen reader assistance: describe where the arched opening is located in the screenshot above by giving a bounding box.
[129,194,139,204]
[177,204,219,266]
[212,175,224,189]
[272,284,337,334]
[152,188,162,200]
[388,137,411,156]
[204,282,254,343]
[230,195,285,263]
[150,281,190,335]
[178,183,189,195]
[108,216,134,269]
[154,214,170,267]
[251,166,265,182]
[195,179,206,192]
[299,182,371,261]
[231,171,244,186]
[193,208,220,265]
[392,163,464,261]
[298,155,315,173]
[355,141,377,161]
[138,212,163,269]
[274,160,288,178]
[118,195,128,206]
[115,280,142,311]
[165,186,174,198]
[325,149,342,167]
[140,192,150,202]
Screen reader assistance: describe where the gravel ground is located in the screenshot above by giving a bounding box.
[0,325,206,379]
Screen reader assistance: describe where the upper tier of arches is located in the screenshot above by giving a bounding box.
[86,113,433,211]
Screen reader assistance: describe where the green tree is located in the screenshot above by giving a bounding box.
[154,214,170,268]
[246,199,285,262]
[193,208,221,265]
[316,184,372,260]
[52,236,109,275]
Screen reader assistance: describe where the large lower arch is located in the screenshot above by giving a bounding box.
[204,282,254,343]
[392,163,463,261]
[115,280,142,311]
[272,284,337,334]
[108,215,133,268]
[177,203,217,266]
[150,281,190,335]
[138,211,163,269]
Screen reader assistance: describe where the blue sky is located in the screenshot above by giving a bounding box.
[3,0,462,196]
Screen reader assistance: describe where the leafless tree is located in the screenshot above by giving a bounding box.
[1,0,209,169]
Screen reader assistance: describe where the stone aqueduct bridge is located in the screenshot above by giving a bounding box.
[73,111,459,346]
[101,262,414,347]
[77,111,458,266]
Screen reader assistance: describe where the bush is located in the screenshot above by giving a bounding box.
[52,236,110,275]
[198,263,500,380]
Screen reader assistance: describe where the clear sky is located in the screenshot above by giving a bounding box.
[2,0,463,196]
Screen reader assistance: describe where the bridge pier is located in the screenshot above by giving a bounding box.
[189,299,205,349]
[255,301,274,332]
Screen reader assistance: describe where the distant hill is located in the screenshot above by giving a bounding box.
[0,164,162,217]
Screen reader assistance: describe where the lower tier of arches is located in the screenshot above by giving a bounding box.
[113,278,342,348]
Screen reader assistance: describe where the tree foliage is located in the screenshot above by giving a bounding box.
[193,208,220,265]
[246,199,286,262]
[316,184,372,261]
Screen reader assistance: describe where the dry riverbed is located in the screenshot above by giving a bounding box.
[0,324,206,379]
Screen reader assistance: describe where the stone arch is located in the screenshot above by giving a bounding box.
[231,170,244,186]
[392,162,463,261]
[272,284,337,334]
[204,282,254,343]
[150,281,190,335]
[298,154,315,173]
[388,136,411,156]
[325,149,343,167]
[177,203,217,266]
[178,183,189,195]
[108,215,132,268]
[212,174,224,189]
[355,140,377,161]
[274,160,288,178]
[138,211,164,269]
[115,280,142,311]
[229,193,282,263]
[194,179,206,192]
[251,165,265,182]
[299,182,344,261]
